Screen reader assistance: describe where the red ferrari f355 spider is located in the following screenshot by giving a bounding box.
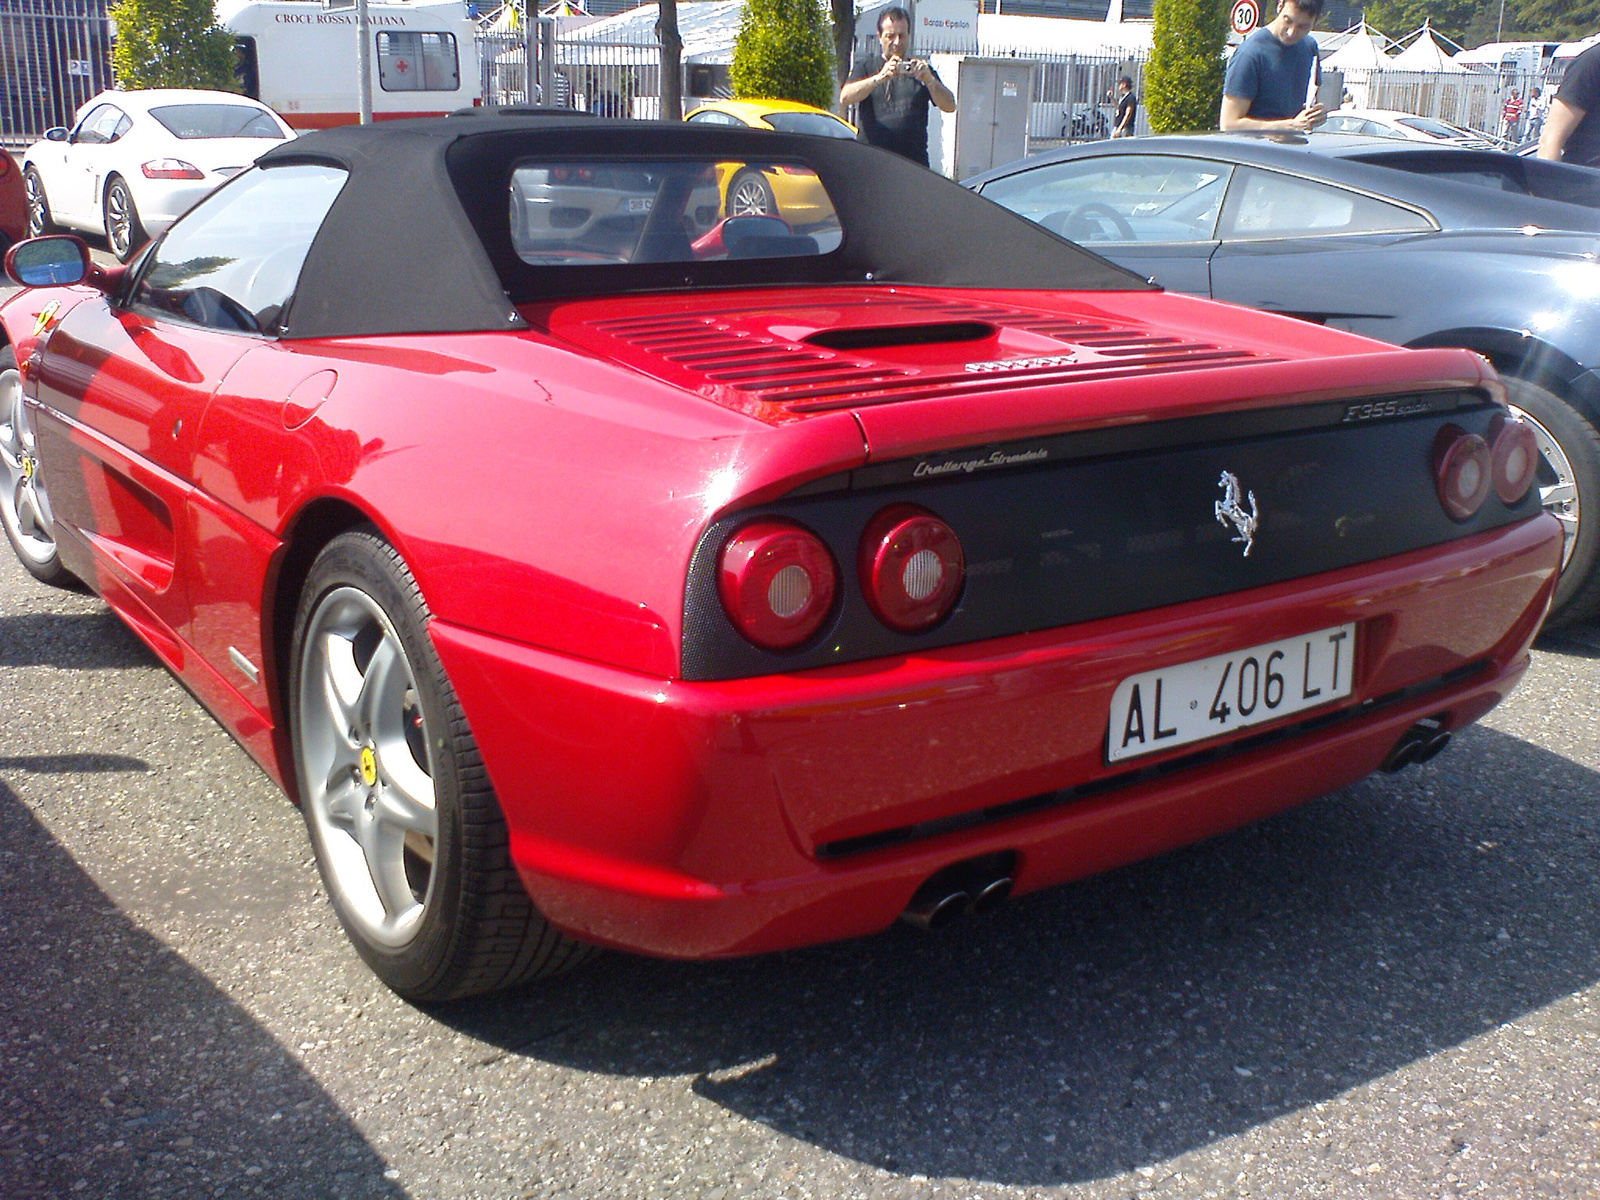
[0,117,1562,1000]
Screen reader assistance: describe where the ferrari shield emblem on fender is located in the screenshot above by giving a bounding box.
[32,300,60,338]
[1215,470,1259,557]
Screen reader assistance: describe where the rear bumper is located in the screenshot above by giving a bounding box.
[431,515,1559,959]
[134,179,222,230]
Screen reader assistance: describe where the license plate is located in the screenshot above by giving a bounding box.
[1107,623,1356,763]
[627,196,654,213]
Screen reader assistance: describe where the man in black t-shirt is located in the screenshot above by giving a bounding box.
[1111,76,1137,137]
[1540,41,1600,165]
[839,6,956,168]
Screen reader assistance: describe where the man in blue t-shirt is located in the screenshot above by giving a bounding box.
[1219,0,1327,133]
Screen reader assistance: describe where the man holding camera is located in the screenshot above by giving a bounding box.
[839,7,956,168]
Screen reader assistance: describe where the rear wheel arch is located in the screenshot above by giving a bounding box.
[1405,327,1600,424]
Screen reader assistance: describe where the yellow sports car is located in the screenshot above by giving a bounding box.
[683,99,855,228]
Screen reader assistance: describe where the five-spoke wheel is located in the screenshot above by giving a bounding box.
[297,582,439,950]
[292,530,590,1000]
[1502,376,1600,626]
[104,176,148,263]
[23,167,56,239]
[0,346,72,585]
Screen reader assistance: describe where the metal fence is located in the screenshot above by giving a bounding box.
[478,18,562,108]
[496,25,1150,149]
[477,21,681,118]
[554,38,660,118]
[0,0,111,144]
[0,5,1532,155]
[1346,67,1538,143]
[980,47,1147,153]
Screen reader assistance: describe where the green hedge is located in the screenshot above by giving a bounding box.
[730,0,836,112]
[1145,0,1229,134]
[110,0,236,91]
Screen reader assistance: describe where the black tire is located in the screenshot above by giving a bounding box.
[103,176,147,263]
[1502,374,1600,626]
[508,189,527,251]
[290,528,593,1001]
[23,167,56,238]
[726,169,776,219]
[0,344,75,587]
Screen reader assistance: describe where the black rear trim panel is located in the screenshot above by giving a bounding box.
[682,391,1537,681]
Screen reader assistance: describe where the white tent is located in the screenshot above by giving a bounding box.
[1322,22,1393,73]
[1390,25,1467,72]
[1316,21,1386,54]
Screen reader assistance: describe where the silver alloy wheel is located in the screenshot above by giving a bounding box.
[0,362,60,569]
[297,585,439,950]
[729,172,773,217]
[1509,402,1579,571]
[24,171,48,238]
[105,181,134,259]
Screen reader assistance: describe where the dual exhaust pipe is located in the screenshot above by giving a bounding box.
[1381,717,1452,773]
[901,852,1016,931]
[903,718,1452,929]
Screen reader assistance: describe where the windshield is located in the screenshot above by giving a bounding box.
[979,155,1232,243]
[1397,116,1475,140]
[148,104,285,140]
[762,111,855,139]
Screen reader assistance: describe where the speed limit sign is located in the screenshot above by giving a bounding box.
[1231,0,1259,35]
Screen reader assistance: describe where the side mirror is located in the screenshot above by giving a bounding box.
[2,235,126,301]
[44,127,69,142]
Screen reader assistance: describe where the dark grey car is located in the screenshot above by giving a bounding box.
[966,132,1600,626]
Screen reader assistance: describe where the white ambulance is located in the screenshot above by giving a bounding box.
[218,0,483,128]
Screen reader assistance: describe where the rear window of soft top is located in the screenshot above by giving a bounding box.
[507,156,843,266]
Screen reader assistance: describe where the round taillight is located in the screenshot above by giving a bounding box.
[1433,425,1492,522]
[717,520,837,650]
[858,505,964,633]
[1490,415,1539,504]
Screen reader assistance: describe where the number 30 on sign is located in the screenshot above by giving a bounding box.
[1231,0,1259,35]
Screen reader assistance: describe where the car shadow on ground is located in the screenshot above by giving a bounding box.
[0,780,406,1200]
[437,721,1600,1187]
[0,610,157,669]
[1537,617,1600,660]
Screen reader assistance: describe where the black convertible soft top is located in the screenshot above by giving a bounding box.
[256,115,1151,340]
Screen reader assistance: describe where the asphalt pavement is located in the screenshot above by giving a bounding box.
[3,538,1600,1200]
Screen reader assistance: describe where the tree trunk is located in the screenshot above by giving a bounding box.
[657,0,683,120]
[832,0,855,111]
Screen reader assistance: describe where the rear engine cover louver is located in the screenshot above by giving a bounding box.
[573,294,1277,422]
